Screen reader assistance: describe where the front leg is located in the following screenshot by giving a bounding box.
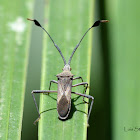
[48,80,58,90]
[72,82,88,94]
[71,91,94,126]
[72,76,84,82]
[31,90,57,124]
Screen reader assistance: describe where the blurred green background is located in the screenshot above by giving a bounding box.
[1,0,140,140]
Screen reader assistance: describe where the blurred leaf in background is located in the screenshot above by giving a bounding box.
[105,0,140,140]
[89,0,140,140]
[0,0,34,139]
[88,1,111,140]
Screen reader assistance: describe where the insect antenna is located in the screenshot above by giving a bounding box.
[27,18,67,66]
[68,20,109,65]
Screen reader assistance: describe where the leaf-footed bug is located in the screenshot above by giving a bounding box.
[28,18,108,126]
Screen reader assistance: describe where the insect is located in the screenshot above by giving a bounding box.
[28,18,108,125]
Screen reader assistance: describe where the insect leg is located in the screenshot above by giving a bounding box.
[72,76,84,82]
[72,82,88,103]
[71,91,94,126]
[31,90,57,124]
[72,82,88,93]
[48,80,58,90]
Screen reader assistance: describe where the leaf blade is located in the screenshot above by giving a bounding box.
[38,0,94,140]
[0,0,34,139]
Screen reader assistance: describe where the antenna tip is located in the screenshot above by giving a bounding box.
[27,18,41,27]
[91,20,109,28]
[100,20,109,23]
[27,18,33,21]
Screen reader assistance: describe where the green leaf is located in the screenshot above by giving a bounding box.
[0,0,34,139]
[106,0,140,140]
[36,0,94,139]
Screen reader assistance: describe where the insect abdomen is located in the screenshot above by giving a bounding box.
[57,95,71,119]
